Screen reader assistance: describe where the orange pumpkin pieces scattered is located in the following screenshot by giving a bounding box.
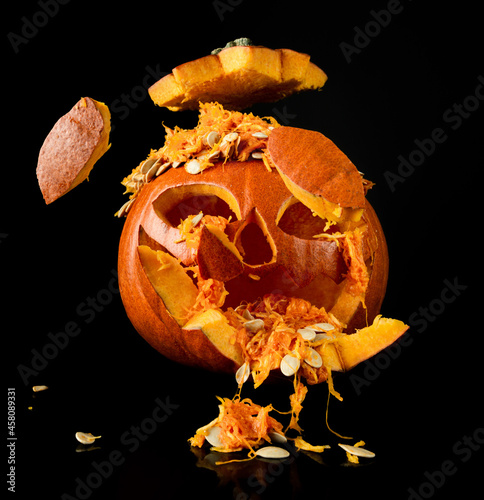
[148,45,327,111]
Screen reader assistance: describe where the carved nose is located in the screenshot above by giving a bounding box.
[233,208,276,267]
[196,224,244,282]
[196,209,277,282]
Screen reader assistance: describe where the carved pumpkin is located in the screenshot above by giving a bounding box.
[117,107,407,384]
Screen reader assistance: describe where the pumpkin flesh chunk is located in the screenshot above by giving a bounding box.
[184,309,244,367]
[137,245,198,326]
[320,316,409,372]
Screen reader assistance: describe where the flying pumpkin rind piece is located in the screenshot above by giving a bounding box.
[37,97,111,204]
[148,46,328,111]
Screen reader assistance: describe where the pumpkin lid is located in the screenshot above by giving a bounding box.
[148,42,327,111]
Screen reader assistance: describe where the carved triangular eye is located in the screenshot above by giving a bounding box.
[277,197,342,240]
[152,184,240,228]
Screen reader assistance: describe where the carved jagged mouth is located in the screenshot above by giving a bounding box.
[222,269,344,312]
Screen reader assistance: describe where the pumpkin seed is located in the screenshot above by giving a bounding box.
[145,161,160,182]
[140,158,156,174]
[32,385,48,392]
[255,446,290,459]
[207,150,221,161]
[125,180,140,191]
[75,432,101,445]
[311,322,335,332]
[338,443,375,458]
[116,198,135,218]
[185,159,202,174]
[205,425,223,448]
[219,133,239,158]
[223,132,239,143]
[203,131,221,148]
[131,172,145,183]
[244,319,265,333]
[312,333,333,342]
[252,132,268,139]
[280,354,300,377]
[251,151,264,159]
[191,212,204,227]
[242,309,255,321]
[304,348,323,368]
[156,161,172,176]
[297,327,317,341]
[235,361,250,385]
[269,431,287,444]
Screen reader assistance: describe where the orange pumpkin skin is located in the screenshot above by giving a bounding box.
[118,158,389,374]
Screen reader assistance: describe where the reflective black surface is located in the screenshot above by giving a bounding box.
[6,1,481,498]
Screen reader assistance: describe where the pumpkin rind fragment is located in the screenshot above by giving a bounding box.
[137,245,198,326]
[37,97,111,204]
[183,309,244,367]
[267,126,365,223]
[320,315,409,372]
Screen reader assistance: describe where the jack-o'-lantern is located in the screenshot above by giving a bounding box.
[117,102,407,386]
[115,43,408,453]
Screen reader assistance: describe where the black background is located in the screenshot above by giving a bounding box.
[4,1,481,499]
